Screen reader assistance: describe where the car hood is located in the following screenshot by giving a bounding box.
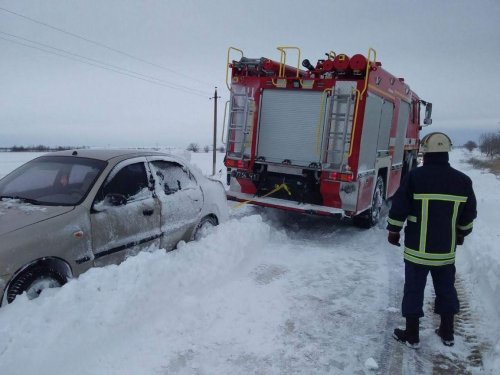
[0,200,74,236]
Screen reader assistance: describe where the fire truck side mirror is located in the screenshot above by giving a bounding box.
[423,102,433,125]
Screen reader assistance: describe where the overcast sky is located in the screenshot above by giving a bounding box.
[1,0,499,148]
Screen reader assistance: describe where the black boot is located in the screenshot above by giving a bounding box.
[435,315,454,346]
[393,317,420,349]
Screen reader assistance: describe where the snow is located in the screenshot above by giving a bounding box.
[0,198,48,213]
[451,149,500,373]
[0,149,499,374]
[365,357,379,370]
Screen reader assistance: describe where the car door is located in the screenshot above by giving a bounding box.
[90,157,162,267]
[147,158,203,250]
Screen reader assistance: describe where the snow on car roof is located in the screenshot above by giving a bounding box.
[44,148,171,161]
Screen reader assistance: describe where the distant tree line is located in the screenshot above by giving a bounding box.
[1,145,88,152]
[463,140,478,152]
[479,132,500,157]
[186,143,225,153]
[464,131,500,157]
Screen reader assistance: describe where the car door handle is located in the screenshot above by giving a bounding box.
[143,208,154,216]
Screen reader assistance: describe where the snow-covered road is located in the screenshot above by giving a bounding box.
[0,150,497,374]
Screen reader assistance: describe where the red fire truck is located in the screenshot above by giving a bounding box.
[223,46,432,227]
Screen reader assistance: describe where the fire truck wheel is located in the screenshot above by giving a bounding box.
[353,176,385,228]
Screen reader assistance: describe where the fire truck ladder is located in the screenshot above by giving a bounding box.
[226,93,252,159]
[323,92,354,170]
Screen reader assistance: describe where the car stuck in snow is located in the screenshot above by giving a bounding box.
[0,149,228,305]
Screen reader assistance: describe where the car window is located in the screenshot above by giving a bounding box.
[0,156,106,205]
[150,161,196,195]
[101,162,149,201]
[2,164,59,192]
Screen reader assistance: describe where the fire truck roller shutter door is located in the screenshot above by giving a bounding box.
[393,100,411,165]
[358,94,384,171]
[376,100,394,156]
[257,89,324,167]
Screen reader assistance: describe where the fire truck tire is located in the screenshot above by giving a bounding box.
[353,176,385,228]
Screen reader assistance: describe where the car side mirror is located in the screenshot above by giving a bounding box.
[105,193,127,206]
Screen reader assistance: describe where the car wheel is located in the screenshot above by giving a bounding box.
[353,176,385,228]
[6,267,66,304]
[193,216,218,241]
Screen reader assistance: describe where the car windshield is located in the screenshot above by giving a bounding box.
[0,155,107,206]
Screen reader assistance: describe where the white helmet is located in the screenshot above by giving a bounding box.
[420,132,452,153]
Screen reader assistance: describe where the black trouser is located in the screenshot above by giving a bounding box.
[402,260,459,318]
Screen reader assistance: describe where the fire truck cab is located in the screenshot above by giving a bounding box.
[223,46,432,227]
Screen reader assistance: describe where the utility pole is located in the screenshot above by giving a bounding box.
[210,87,221,176]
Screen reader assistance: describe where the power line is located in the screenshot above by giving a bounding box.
[0,30,211,97]
[0,36,210,98]
[0,6,214,87]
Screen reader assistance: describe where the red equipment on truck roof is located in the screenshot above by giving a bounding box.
[223,46,432,227]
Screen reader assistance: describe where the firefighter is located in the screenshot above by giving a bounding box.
[387,132,477,349]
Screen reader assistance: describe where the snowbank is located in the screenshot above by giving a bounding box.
[0,215,286,373]
[452,149,500,372]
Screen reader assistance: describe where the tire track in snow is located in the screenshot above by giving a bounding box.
[251,208,393,373]
[379,267,489,374]
[455,277,490,368]
[377,245,405,375]
[426,275,488,374]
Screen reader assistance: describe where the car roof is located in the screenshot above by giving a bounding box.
[44,148,172,161]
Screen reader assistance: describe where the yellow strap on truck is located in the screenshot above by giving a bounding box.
[233,183,291,209]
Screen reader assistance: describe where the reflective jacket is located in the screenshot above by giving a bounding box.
[387,153,477,266]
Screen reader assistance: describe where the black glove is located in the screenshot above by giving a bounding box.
[388,231,401,247]
[456,234,464,246]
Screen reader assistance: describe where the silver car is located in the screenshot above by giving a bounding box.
[0,149,228,305]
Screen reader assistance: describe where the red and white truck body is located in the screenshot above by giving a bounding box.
[223,47,432,225]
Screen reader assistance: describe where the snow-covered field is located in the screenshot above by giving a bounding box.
[0,150,498,374]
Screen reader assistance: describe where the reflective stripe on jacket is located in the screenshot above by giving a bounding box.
[387,153,477,266]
